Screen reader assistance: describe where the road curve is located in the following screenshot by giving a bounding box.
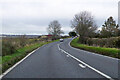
[2,38,119,80]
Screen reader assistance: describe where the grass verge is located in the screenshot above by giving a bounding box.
[1,39,59,73]
[70,38,120,59]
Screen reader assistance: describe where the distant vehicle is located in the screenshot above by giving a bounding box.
[60,39,64,42]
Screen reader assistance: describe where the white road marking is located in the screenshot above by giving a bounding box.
[58,42,114,80]
[68,38,119,60]
[79,64,86,68]
[57,44,61,50]
[0,44,47,79]
[66,55,70,57]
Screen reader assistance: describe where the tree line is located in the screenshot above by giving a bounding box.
[71,11,120,44]
[47,11,120,41]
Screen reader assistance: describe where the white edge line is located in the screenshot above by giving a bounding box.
[58,41,114,80]
[68,38,119,60]
[0,44,47,79]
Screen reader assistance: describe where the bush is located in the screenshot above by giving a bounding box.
[2,39,17,56]
[2,37,43,56]
[78,37,88,44]
[86,37,120,48]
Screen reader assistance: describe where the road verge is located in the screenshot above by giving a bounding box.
[70,38,120,59]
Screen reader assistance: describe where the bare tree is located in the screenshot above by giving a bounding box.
[47,20,64,39]
[71,11,97,43]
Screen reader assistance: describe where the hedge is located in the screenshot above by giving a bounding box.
[86,37,120,48]
[71,38,120,59]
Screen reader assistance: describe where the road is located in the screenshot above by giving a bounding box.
[2,38,119,80]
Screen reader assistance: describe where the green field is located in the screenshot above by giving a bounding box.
[71,38,120,59]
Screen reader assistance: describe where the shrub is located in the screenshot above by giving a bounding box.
[2,39,17,56]
[2,37,41,56]
[86,37,120,48]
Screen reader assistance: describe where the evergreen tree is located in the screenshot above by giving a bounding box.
[101,17,119,37]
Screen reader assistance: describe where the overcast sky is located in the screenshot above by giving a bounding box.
[0,0,119,35]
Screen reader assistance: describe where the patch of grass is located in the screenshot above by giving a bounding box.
[71,38,120,59]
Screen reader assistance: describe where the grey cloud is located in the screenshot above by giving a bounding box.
[1,0,119,35]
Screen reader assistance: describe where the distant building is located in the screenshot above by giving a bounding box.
[118,1,120,26]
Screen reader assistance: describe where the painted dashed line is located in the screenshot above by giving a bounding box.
[79,64,86,68]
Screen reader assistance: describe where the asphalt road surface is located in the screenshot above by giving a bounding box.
[2,38,119,80]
